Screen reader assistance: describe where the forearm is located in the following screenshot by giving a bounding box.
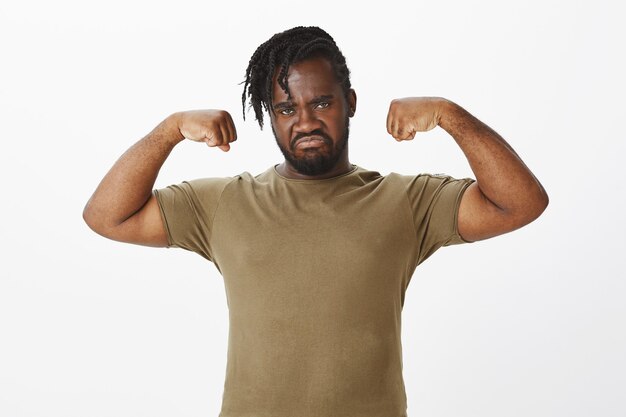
[439,100,548,215]
[83,113,184,230]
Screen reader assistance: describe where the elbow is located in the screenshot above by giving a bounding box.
[82,202,107,235]
[505,186,549,229]
[83,202,127,241]
[535,184,550,218]
[523,187,549,225]
[82,203,99,232]
[540,190,549,212]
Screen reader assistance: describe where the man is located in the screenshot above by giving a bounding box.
[83,26,548,417]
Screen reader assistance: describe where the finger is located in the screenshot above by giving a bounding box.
[219,122,230,146]
[212,128,225,146]
[225,112,237,142]
[391,121,402,140]
[389,123,406,141]
[400,126,416,141]
[394,125,405,141]
[397,126,413,141]
[218,143,231,152]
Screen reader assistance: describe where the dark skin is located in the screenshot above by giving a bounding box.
[83,56,548,246]
[269,58,356,180]
[386,96,549,241]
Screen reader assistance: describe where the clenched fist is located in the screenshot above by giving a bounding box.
[386,97,449,141]
[176,109,238,152]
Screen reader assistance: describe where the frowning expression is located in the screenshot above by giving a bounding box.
[269,56,356,176]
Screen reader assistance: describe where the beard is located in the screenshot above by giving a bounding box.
[271,115,350,176]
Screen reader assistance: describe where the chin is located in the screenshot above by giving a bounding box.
[290,155,338,175]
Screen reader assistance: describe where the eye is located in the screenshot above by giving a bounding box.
[280,108,295,116]
[316,102,330,109]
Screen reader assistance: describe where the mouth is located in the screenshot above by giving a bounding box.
[294,136,328,150]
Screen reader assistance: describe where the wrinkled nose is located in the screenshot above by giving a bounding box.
[293,107,322,133]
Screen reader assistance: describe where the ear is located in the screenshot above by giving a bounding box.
[347,88,357,117]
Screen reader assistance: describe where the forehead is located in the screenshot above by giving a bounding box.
[272,57,341,101]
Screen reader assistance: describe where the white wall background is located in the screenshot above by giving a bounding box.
[1,0,624,416]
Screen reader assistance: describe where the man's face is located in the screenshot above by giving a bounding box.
[269,57,356,176]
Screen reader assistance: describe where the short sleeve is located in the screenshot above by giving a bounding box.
[153,177,232,262]
[403,173,476,266]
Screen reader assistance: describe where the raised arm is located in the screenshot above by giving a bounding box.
[386,97,549,242]
[82,110,237,247]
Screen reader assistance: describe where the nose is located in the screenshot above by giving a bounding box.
[293,107,322,134]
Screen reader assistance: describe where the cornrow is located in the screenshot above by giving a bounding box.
[241,26,352,130]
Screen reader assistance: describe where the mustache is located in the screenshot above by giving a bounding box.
[290,130,332,149]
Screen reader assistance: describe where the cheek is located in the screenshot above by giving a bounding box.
[272,121,293,143]
[328,113,348,134]
[271,117,286,132]
[271,115,286,129]
[277,122,291,137]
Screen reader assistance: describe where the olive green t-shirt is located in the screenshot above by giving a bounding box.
[154,164,474,417]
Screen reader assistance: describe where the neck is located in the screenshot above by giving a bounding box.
[276,155,353,180]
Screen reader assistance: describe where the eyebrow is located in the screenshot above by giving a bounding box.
[273,95,335,110]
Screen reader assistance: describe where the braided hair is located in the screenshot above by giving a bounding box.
[241,26,352,130]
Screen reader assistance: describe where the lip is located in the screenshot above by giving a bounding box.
[294,136,327,150]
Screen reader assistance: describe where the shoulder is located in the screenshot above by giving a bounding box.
[341,167,467,190]
[185,169,264,190]
[388,171,472,183]
[381,171,456,186]
[157,173,252,207]
[349,165,385,185]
